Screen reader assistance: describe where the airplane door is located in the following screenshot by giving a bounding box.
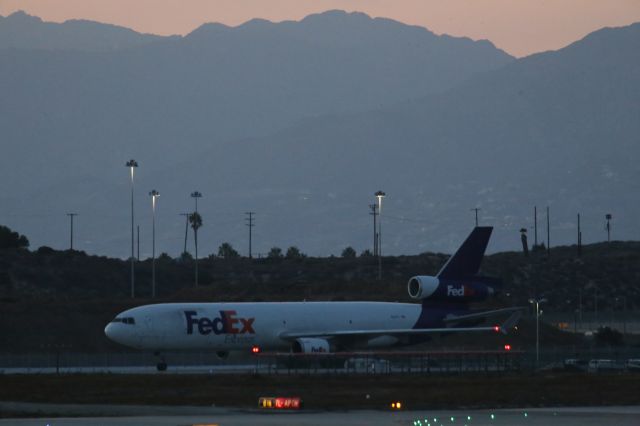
[139,316,165,347]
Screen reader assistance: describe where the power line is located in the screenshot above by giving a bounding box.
[378,214,430,224]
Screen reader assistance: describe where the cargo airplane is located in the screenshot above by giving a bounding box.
[105,227,522,370]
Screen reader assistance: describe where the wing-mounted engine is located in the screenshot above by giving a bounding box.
[292,337,331,353]
[408,275,499,302]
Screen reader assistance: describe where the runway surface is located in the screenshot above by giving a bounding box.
[2,403,640,426]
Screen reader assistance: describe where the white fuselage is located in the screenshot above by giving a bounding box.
[104,301,423,352]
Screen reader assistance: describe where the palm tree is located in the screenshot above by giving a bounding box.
[189,212,203,286]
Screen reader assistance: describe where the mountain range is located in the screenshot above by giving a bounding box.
[0,10,638,257]
[0,11,168,51]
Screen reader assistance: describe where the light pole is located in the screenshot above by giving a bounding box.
[149,190,160,298]
[529,297,547,369]
[605,213,612,242]
[191,191,202,213]
[375,190,385,280]
[126,159,138,298]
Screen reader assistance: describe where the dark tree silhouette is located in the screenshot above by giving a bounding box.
[286,246,305,259]
[268,247,283,258]
[359,249,373,257]
[218,242,240,259]
[341,246,357,258]
[0,225,29,249]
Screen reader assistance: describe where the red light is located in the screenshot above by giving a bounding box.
[493,326,500,332]
[504,344,512,351]
[275,397,301,409]
[251,345,261,354]
[259,397,301,410]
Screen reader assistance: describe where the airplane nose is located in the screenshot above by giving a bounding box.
[104,322,124,344]
[104,323,115,340]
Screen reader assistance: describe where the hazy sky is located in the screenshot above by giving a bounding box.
[2,0,639,57]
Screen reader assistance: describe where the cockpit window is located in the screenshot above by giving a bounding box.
[111,317,135,325]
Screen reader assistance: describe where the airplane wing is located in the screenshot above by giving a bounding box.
[279,307,524,340]
[279,326,499,340]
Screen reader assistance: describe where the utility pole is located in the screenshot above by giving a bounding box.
[245,212,255,258]
[369,204,378,256]
[577,213,582,256]
[534,206,538,248]
[471,207,481,227]
[605,213,612,243]
[546,206,550,257]
[179,213,190,254]
[66,213,77,250]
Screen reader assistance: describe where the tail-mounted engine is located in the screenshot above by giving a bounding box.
[408,275,498,302]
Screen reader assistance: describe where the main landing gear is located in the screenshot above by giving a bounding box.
[154,351,167,371]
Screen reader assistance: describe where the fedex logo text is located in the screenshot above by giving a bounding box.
[185,310,255,335]
[447,285,465,297]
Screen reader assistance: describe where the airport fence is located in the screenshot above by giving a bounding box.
[1,347,638,375]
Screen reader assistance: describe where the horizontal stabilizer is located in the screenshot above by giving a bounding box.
[498,309,524,334]
[443,306,526,334]
[442,307,524,325]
